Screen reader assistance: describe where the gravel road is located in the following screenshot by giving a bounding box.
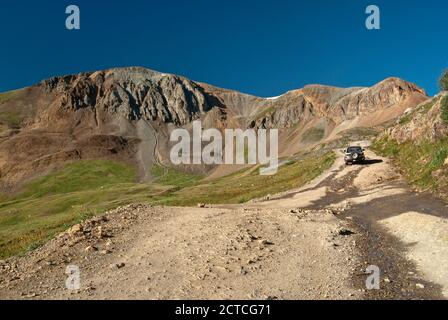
[1,148,447,300]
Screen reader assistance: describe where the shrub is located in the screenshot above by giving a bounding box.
[440,70,448,91]
[441,95,448,124]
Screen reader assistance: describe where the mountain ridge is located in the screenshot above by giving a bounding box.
[0,66,429,189]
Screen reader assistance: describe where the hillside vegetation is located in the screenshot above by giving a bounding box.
[372,93,448,199]
[373,137,448,193]
[156,152,336,206]
[0,160,170,258]
[441,95,448,124]
[0,90,21,128]
[0,152,335,258]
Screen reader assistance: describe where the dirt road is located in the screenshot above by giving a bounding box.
[1,148,447,300]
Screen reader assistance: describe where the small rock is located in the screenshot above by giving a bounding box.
[84,245,97,252]
[248,234,258,241]
[258,239,274,246]
[105,240,113,247]
[416,283,425,289]
[68,224,83,234]
[338,228,355,236]
[384,277,391,283]
[93,216,109,223]
[110,262,126,270]
[95,226,105,239]
[84,286,96,292]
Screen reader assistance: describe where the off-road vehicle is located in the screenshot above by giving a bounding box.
[344,146,366,165]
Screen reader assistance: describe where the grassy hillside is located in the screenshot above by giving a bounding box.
[301,127,325,143]
[151,165,203,189]
[0,160,170,258]
[155,152,336,206]
[0,90,24,128]
[0,152,336,258]
[0,110,21,128]
[372,93,448,198]
[0,91,17,104]
[372,137,448,195]
[398,98,437,126]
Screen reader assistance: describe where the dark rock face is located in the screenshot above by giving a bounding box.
[40,67,216,125]
[252,94,315,129]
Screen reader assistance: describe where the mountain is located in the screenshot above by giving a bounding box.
[0,67,428,190]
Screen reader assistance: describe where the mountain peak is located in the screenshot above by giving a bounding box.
[373,77,427,95]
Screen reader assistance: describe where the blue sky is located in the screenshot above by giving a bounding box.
[0,0,446,96]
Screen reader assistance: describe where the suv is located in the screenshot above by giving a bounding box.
[344,146,366,165]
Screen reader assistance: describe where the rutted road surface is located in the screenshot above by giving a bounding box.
[1,148,447,300]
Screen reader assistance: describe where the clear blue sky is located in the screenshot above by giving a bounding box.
[0,0,446,96]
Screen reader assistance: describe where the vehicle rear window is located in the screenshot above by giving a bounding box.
[347,147,362,153]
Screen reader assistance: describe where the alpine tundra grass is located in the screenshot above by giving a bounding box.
[0,152,335,258]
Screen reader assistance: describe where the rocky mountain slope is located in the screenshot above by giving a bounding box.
[385,93,448,142]
[0,67,428,190]
[253,78,426,128]
[373,92,448,199]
